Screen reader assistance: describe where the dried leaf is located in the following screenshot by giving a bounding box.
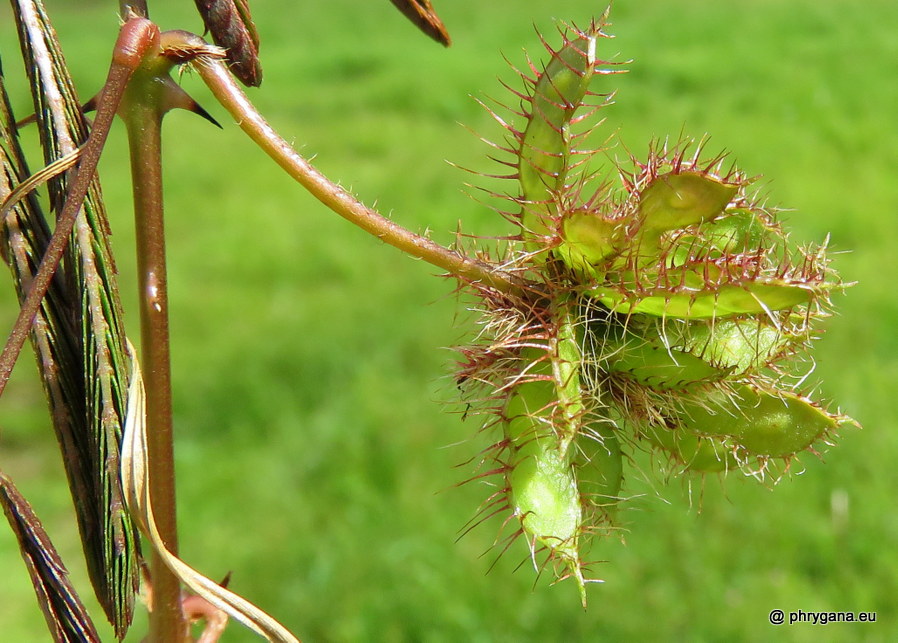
[0,473,101,643]
[6,1,140,636]
[121,346,300,643]
[1,148,81,218]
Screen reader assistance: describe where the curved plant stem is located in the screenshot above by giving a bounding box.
[193,56,529,297]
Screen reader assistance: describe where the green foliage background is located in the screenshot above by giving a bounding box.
[0,0,895,640]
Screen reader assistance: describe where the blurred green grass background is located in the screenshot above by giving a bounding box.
[1,0,896,640]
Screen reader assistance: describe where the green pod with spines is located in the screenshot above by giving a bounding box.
[637,171,739,236]
[666,207,772,269]
[677,384,844,458]
[591,279,821,319]
[600,330,733,391]
[500,305,599,602]
[640,419,738,473]
[552,304,587,450]
[574,417,623,522]
[584,184,830,318]
[518,26,599,249]
[589,314,733,391]
[695,207,772,256]
[602,170,741,270]
[556,165,741,276]
[504,378,583,576]
[556,211,619,277]
[659,318,791,376]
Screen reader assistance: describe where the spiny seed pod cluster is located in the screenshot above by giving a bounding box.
[456,15,855,605]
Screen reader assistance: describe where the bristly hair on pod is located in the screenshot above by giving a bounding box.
[451,7,855,606]
[451,15,627,605]
[465,14,625,267]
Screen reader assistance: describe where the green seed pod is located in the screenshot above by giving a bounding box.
[553,307,587,450]
[641,420,737,473]
[518,29,598,244]
[664,319,788,375]
[668,208,772,267]
[638,171,738,235]
[556,211,619,276]
[504,379,582,562]
[575,419,623,519]
[499,306,599,601]
[679,385,843,457]
[592,279,819,319]
[600,330,732,391]
[701,208,770,254]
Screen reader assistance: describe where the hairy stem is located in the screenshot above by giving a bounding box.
[193,56,529,297]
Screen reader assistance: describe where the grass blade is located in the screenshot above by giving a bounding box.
[6,1,140,636]
[0,473,101,643]
[193,0,263,86]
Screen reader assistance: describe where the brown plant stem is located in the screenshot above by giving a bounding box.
[119,33,190,642]
[193,56,530,298]
[0,20,151,399]
[123,105,187,643]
